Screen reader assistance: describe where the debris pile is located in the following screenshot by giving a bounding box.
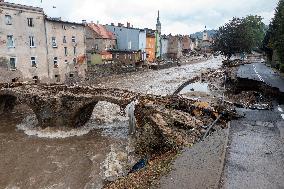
[133,95,237,155]
[222,59,249,67]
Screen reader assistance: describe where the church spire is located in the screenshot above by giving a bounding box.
[156,10,161,34]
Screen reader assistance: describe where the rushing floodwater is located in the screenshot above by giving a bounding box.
[0,57,223,189]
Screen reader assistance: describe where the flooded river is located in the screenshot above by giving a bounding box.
[0,57,222,189]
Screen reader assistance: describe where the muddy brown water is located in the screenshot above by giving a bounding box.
[0,104,131,189]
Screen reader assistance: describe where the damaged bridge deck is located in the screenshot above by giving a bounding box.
[0,84,138,128]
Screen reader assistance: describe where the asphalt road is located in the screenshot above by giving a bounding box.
[222,62,284,189]
[237,62,284,92]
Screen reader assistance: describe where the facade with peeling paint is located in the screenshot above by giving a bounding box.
[0,1,49,83]
[45,18,87,83]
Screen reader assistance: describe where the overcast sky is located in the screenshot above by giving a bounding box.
[8,0,279,34]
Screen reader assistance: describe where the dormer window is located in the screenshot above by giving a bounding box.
[5,15,12,25]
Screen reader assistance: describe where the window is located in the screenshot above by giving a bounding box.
[52,37,57,48]
[73,47,76,55]
[73,58,77,64]
[63,36,67,43]
[29,36,35,47]
[62,25,66,30]
[53,57,58,68]
[5,15,12,25]
[33,76,39,83]
[128,41,131,49]
[95,44,98,50]
[116,53,119,59]
[64,47,68,56]
[7,35,14,48]
[54,75,60,82]
[72,36,76,43]
[31,57,37,67]
[9,57,16,70]
[69,73,74,78]
[27,18,33,27]
[64,60,68,64]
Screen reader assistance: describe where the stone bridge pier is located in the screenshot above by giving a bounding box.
[0,94,17,114]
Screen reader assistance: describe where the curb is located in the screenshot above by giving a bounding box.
[216,121,231,189]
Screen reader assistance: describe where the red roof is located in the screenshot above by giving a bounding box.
[88,23,116,40]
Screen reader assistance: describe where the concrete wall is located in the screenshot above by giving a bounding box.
[0,2,49,83]
[105,25,140,51]
[45,19,87,84]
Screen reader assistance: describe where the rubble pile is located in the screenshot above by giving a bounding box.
[222,59,249,67]
[133,95,237,155]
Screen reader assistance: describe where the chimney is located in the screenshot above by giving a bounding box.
[127,22,130,28]
[118,23,122,27]
[82,20,87,25]
[111,23,114,26]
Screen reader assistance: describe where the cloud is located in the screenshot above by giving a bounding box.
[7,0,279,34]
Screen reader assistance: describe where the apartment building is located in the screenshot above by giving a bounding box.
[45,18,87,83]
[0,1,49,83]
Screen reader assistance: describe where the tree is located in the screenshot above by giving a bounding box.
[272,0,284,69]
[213,18,254,59]
[244,15,266,49]
[213,16,265,59]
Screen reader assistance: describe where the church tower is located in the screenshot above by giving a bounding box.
[156,10,161,35]
[203,26,208,41]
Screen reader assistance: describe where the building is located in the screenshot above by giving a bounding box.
[167,35,182,60]
[45,18,87,83]
[138,29,147,61]
[105,23,146,62]
[161,35,169,59]
[86,23,116,65]
[0,1,49,83]
[200,27,213,53]
[87,23,116,52]
[105,23,139,51]
[181,35,191,54]
[146,29,156,62]
[155,10,162,59]
[110,50,142,66]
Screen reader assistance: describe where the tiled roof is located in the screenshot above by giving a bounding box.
[88,23,116,40]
